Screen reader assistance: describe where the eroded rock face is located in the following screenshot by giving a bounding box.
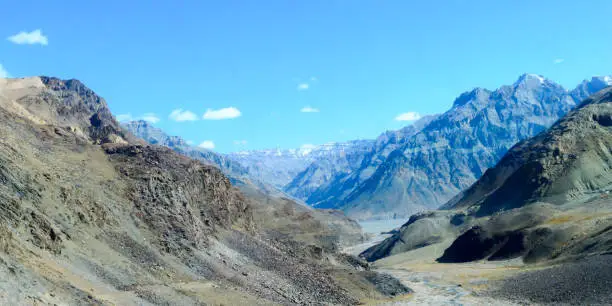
[104,143,254,253]
[39,77,131,144]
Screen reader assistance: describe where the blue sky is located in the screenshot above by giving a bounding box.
[2,0,612,153]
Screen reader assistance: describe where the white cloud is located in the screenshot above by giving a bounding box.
[310,76,318,82]
[116,113,160,123]
[554,58,565,64]
[395,112,421,121]
[198,140,215,149]
[233,140,248,146]
[116,114,134,122]
[203,107,241,120]
[297,83,309,91]
[169,108,198,122]
[0,64,9,78]
[186,140,195,145]
[8,29,48,45]
[141,113,160,124]
[300,106,320,113]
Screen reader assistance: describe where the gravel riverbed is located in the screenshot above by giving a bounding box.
[488,255,612,305]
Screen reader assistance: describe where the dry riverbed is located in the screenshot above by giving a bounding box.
[347,230,612,306]
[345,225,523,305]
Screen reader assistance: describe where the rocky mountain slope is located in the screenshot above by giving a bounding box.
[123,121,247,179]
[361,85,612,265]
[0,77,409,305]
[124,120,300,199]
[124,119,368,247]
[443,85,612,215]
[310,74,612,220]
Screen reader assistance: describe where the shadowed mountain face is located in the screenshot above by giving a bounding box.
[362,85,612,264]
[0,77,409,305]
[308,74,612,220]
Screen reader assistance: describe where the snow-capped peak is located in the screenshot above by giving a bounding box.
[515,73,547,86]
[298,144,316,156]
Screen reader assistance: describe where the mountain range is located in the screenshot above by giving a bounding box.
[228,140,375,189]
[123,74,612,222]
[298,74,612,220]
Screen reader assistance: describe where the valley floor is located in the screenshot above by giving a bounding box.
[345,229,612,305]
[345,235,521,305]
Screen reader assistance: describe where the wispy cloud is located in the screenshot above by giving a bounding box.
[554,58,565,64]
[116,113,160,123]
[198,140,215,149]
[186,140,195,145]
[8,29,48,45]
[169,108,198,122]
[395,112,421,121]
[233,140,248,146]
[203,107,241,120]
[300,106,320,113]
[295,76,318,91]
[116,114,134,122]
[140,113,160,124]
[0,64,9,78]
